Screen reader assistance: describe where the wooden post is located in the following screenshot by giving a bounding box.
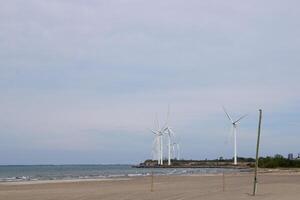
[253,109,262,196]
[150,171,154,192]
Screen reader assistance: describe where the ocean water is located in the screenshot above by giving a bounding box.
[0,165,250,182]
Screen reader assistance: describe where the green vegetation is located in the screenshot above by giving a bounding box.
[140,155,300,168]
[258,154,300,168]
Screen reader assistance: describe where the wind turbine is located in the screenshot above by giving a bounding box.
[150,114,164,165]
[163,126,174,165]
[151,131,160,163]
[162,105,174,166]
[151,130,163,165]
[150,105,180,166]
[223,107,247,165]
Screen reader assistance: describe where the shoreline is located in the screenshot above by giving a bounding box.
[1,168,300,185]
[0,178,131,186]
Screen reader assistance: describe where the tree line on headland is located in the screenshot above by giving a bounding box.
[258,154,300,168]
[140,154,300,168]
[223,155,300,168]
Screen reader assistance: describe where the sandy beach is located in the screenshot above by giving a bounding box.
[1,171,300,200]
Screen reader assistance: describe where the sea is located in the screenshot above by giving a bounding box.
[0,165,250,182]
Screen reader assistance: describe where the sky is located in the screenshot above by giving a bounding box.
[0,0,299,165]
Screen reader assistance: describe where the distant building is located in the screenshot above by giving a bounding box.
[288,153,293,160]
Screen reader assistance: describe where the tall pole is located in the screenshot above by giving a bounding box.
[157,136,161,165]
[253,109,262,196]
[168,138,171,165]
[222,171,225,192]
[234,125,237,165]
[177,144,180,160]
[159,136,161,165]
[160,135,163,165]
[150,171,154,192]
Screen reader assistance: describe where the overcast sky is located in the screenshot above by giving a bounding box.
[0,0,299,164]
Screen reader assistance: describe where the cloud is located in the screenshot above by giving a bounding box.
[0,0,300,164]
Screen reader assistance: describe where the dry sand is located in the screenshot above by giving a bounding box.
[0,172,300,200]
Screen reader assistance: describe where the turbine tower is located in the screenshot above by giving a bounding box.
[160,131,163,165]
[163,126,174,166]
[223,107,247,165]
[162,105,174,166]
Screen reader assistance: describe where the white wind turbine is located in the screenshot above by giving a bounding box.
[150,106,180,166]
[223,107,247,165]
[151,130,163,165]
[151,131,160,163]
[163,126,174,166]
[162,105,175,166]
[150,115,164,165]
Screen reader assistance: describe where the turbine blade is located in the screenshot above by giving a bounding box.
[168,127,174,137]
[163,127,168,132]
[160,123,167,132]
[222,106,233,123]
[234,114,247,124]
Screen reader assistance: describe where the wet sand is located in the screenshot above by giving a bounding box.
[1,172,300,200]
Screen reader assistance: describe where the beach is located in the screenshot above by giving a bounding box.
[1,171,300,200]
